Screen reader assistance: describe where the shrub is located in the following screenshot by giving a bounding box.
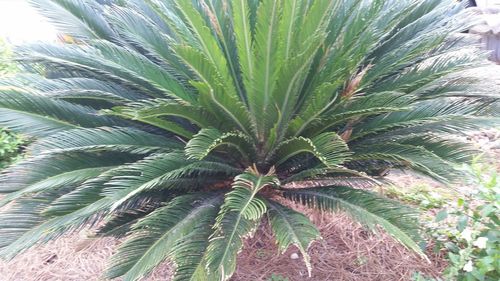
[426,163,499,281]
[0,1,498,280]
[0,39,18,76]
[0,129,23,169]
[0,39,22,168]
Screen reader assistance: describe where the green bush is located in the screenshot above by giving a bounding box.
[426,163,500,281]
[383,184,448,210]
[0,39,22,168]
[0,129,22,169]
[0,1,498,281]
[0,39,18,76]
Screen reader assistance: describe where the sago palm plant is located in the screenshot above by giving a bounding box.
[0,0,498,280]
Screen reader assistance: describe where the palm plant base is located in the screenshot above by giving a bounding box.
[0,0,498,280]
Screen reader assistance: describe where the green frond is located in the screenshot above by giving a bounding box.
[0,188,62,250]
[16,42,191,101]
[105,193,223,281]
[273,132,351,168]
[351,98,492,140]
[199,0,246,103]
[0,75,143,103]
[205,168,279,280]
[351,142,466,183]
[42,167,122,217]
[250,0,281,137]
[108,99,218,128]
[28,127,182,155]
[106,6,191,78]
[185,128,255,162]
[28,0,116,40]
[358,133,481,164]
[173,1,238,102]
[101,108,195,139]
[0,166,112,208]
[174,45,252,134]
[231,0,255,98]
[91,41,193,103]
[300,91,415,137]
[0,89,116,136]
[96,202,160,238]
[0,152,130,194]
[266,199,320,276]
[283,186,425,257]
[102,152,240,210]
[371,47,484,94]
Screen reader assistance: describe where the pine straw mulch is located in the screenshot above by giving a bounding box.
[0,208,447,281]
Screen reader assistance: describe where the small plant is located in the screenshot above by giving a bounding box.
[411,271,440,281]
[0,39,18,76]
[0,129,23,169]
[384,184,448,210]
[0,39,22,169]
[267,273,290,281]
[425,163,499,281]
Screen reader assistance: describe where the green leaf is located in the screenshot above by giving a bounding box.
[435,209,448,222]
[266,199,320,276]
[28,127,182,154]
[102,152,240,210]
[109,99,218,128]
[105,193,223,281]
[250,0,281,137]
[283,186,426,258]
[29,0,116,40]
[232,0,255,97]
[205,168,279,280]
[185,128,255,162]
[273,132,351,167]
[0,89,115,137]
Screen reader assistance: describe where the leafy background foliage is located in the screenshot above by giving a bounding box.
[0,39,23,169]
[0,0,498,281]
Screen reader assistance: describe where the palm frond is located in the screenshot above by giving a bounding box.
[205,168,279,280]
[105,193,223,281]
[28,127,182,155]
[102,152,240,210]
[273,132,351,168]
[28,0,116,40]
[185,128,255,162]
[0,89,116,136]
[108,99,219,129]
[266,199,320,276]
[283,186,425,257]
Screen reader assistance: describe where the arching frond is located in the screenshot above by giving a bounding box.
[266,199,320,276]
[28,127,182,155]
[185,128,255,162]
[283,186,425,257]
[105,193,223,281]
[0,89,116,136]
[28,0,116,40]
[111,99,215,126]
[102,152,240,210]
[205,168,279,280]
[273,132,351,167]
[351,143,465,183]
